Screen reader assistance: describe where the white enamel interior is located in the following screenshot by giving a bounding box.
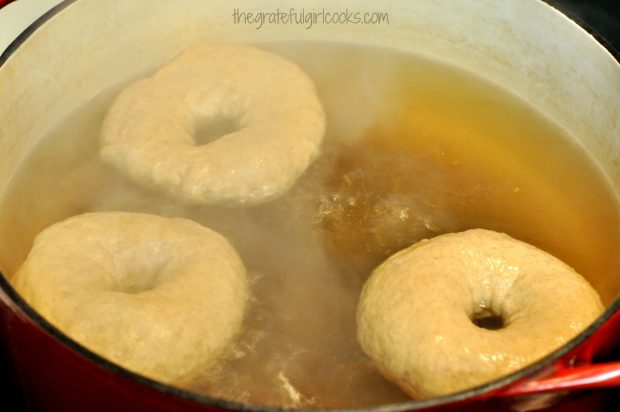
[0,0,618,406]
[0,0,618,278]
[0,0,618,204]
[0,0,619,197]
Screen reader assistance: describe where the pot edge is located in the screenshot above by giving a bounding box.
[1,0,619,410]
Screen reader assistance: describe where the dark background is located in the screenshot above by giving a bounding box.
[0,1,619,411]
[545,0,620,52]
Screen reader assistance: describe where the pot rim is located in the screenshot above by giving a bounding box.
[0,0,619,410]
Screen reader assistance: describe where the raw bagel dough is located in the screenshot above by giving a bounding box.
[13,212,248,385]
[357,229,603,398]
[101,44,326,205]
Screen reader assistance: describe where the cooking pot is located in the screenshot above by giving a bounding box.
[1,0,619,410]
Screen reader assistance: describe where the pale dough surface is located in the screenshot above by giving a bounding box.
[357,229,603,398]
[14,212,248,385]
[101,44,326,205]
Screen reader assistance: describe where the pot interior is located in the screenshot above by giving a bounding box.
[0,0,619,409]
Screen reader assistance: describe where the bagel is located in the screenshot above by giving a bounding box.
[13,212,248,385]
[357,229,603,398]
[100,44,326,205]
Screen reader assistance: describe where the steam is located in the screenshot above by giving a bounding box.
[2,40,618,409]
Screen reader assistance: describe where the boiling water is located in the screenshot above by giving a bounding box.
[1,42,620,408]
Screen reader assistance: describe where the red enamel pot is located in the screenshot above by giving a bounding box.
[1,0,620,411]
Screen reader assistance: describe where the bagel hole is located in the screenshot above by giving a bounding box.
[472,309,504,330]
[193,115,242,146]
[116,265,169,294]
[120,281,157,294]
